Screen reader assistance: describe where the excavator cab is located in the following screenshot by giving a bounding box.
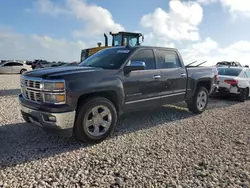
[109,31,144,47]
[80,31,144,62]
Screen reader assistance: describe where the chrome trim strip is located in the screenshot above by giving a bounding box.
[23,86,41,91]
[125,92,186,104]
[42,89,65,92]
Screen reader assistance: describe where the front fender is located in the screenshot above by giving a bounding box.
[69,77,125,112]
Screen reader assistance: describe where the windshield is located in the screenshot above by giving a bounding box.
[113,34,122,46]
[79,47,134,69]
[218,68,242,76]
[124,36,138,46]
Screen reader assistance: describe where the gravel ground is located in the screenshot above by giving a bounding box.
[0,74,250,188]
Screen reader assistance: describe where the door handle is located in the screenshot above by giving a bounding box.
[180,73,186,77]
[153,75,161,79]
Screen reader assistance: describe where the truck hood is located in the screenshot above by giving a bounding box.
[24,66,103,78]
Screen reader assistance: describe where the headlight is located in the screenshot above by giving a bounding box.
[43,93,66,104]
[42,79,66,104]
[43,80,65,91]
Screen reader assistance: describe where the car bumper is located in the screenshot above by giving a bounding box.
[214,86,241,96]
[20,104,75,137]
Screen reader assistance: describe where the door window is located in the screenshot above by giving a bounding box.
[3,63,12,66]
[3,62,23,66]
[11,62,23,66]
[155,50,182,69]
[129,49,156,70]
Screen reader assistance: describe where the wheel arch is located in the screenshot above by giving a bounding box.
[76,90,121,115]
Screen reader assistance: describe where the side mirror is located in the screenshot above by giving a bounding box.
[124,60,146,74]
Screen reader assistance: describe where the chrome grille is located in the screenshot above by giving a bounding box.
[24,79,41,89]
[21,76,42,103]
[24,90,42,102]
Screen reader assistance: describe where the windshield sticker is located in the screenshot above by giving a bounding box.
[117,50,130,53]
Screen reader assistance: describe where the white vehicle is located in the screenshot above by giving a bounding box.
[216,66,250,102]
[0,61,32,74]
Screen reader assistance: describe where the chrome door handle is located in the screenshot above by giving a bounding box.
[153,75,161,79]
[180,73,186,77]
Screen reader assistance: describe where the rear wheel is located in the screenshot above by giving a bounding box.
[20,69,27,74]
[74,97,118,143]
[187,86,209,114]
[238,88,249,102]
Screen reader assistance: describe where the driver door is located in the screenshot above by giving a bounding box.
[122,48,162,111]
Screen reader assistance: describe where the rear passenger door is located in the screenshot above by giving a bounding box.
[122,48,162,110]
[155,49,187,104]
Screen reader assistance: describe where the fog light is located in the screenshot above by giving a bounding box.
[43,114,56,122]
[48,115,56,122]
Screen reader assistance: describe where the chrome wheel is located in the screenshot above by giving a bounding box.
[84,105,112,137]
[197,91,207,110]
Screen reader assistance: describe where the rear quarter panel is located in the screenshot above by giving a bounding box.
[238,77,250,89]
[185,66,218,100]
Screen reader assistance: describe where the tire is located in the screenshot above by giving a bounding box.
[74,97,118,143]
[238,88,248,102]
[187,86,209,114]
[20,69,27,74]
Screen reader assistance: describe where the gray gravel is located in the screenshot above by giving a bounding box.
[0,74,250,188]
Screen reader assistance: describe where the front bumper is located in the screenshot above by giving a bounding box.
[20,104,75,136]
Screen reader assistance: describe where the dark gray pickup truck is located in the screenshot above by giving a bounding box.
[19,46,218,143]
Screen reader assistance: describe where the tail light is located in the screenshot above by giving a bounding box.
[224,79,238,85]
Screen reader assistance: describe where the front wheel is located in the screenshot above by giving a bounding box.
[74,97,118,143]
[187,86,209,114]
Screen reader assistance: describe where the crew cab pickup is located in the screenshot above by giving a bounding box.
[19,46,218,143]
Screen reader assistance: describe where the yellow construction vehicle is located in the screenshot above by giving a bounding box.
[80,31,144,61]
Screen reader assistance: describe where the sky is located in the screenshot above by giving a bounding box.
[0,0,250,66]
